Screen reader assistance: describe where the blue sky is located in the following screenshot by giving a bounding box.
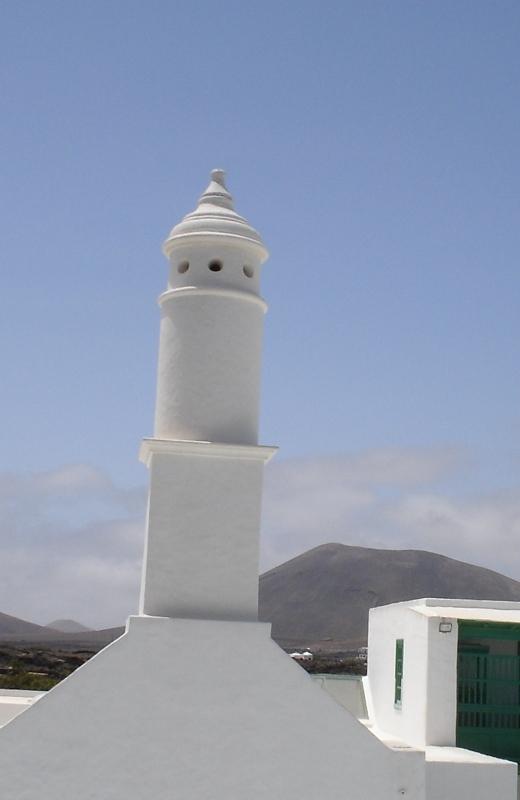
[1,2,520,627]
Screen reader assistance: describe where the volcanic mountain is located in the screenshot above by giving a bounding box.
[0,611,52,638]
[258,543,520,650]
[46,620,91,634]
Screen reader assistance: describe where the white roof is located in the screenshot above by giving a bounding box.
[375,598,520,624]
[0,690,44,700]
[415,606,520,623]
[0,695,39,707]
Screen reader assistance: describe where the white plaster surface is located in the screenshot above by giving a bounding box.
[0,691,43,727]
[163,170,268,262]
[0,617,425,799]
[425,747,517,800]
[311,674,368,719]
[368,603,437,747]
[155,170,269,446]
[411,601,520,622]
[139,170,275,621]
[154,290,265,445]
[139,448,267,619]
[380,597,520,616]
[368,602,474,748]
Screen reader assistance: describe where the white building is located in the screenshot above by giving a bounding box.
[0,172,517,799]
[367,599,520,764]
[310,600,520,800]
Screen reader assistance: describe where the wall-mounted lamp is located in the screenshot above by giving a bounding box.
[438,620,453,633]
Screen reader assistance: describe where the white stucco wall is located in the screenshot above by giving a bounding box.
[156,171,268,448]
[368,604,429,745]
[0,617,425,800]
[425,747,517,800]
[367,603,458,747]
[166,240,264,297]
[424,616,458,745]
[311,674,368,719]
[139,445,271,620]
[154,287,265,445]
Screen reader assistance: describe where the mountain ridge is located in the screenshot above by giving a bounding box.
[258,543,520,649]
[46,619,92,634]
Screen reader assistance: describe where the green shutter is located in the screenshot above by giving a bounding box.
[458,620,520,641]
[394,639,404,706]
[457,621,520,764]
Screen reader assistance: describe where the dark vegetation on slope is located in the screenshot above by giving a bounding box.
[0,646,96,691]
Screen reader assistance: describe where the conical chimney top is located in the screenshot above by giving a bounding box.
[197,169,234,209]
[163,170,268,261]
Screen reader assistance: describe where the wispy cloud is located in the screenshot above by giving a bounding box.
[260,448,520,582]
[0,465,145,628]
[0,447,519,628]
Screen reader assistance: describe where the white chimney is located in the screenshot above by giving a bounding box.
[138,170,276,621]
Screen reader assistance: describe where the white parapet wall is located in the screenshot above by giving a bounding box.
[425,747,518,800]
[311,674,368,719]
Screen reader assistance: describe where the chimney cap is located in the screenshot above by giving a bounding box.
[163,170,268,261]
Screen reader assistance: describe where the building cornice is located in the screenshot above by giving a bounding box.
[158,286,267,312]
[139,438,278,467]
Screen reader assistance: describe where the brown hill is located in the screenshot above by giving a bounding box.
[0,624,124,648]
[0,611,55,639]
[0,611,122,648]
[46,619,92,634]
[258,543,520,650]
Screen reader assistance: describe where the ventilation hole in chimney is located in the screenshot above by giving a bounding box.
[243,265,254,278]
[208,260,223,272]
[177,261,190,274]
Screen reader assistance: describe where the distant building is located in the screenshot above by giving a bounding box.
[357,646,368,662]
[290,650,313,662]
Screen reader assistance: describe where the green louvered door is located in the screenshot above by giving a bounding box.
[457,621,520,765]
